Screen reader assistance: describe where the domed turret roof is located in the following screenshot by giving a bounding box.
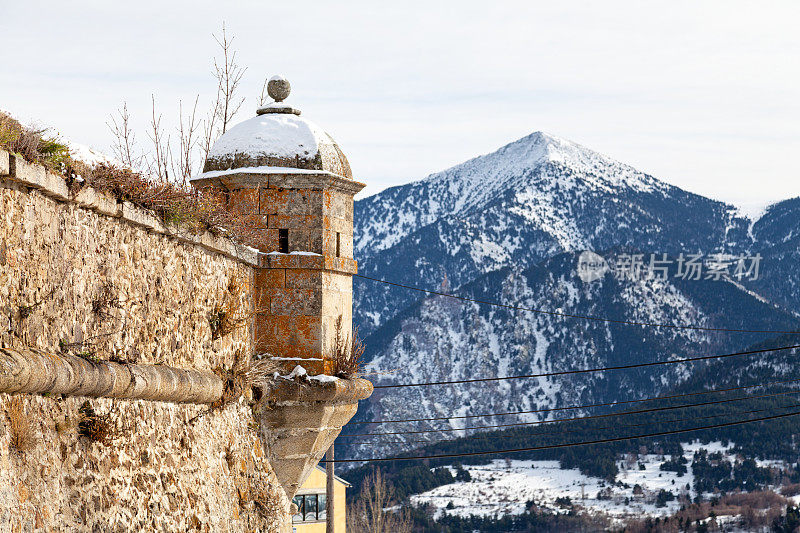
[202,76,352,179]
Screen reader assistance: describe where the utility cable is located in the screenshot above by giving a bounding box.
[322,409,800,463]
[350,376,800,425]
[372,344,800,389]
[346,400,800,446]
[337,387,800,438]
[356,274,800,335]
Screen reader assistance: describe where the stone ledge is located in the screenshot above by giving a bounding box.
[0,149,259,267]
[74,186,121,217]
[0,151,9,176]
[9,154,69,201]
[270,377,373,405]
[258,253,357,274]
[191,170,365,196]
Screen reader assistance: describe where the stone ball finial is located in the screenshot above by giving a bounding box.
[267,75,291,102]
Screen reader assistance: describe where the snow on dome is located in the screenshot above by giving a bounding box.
[269,74,287,82]
[202,112,352,179]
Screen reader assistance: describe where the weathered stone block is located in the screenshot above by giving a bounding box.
[323,256,358,274]
[256,268,286,288]
[270,289,322,316]
[229,188,259,214]
[0,150,9,176]
[268,173,330,190]
[261,404,334,430]
[321,230,353,258]
[254,286,275,311]
[260,189,323,216]
[298,254,324,269]
[285,269,322,289]
[73,187,120,217]
[309,230,324,254]
[122,202,167,233]
[269,214,322,230]
[338,232,354,258]
[11,156,69,201]
[322,271,352,291]
[288,229,310,252]
[260,253,301,269]
[248,228,280,252]
[323,214,352,234]
[268,429,322,457]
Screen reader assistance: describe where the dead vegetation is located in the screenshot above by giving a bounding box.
[0,112,70,172]
[209,275,252,340]
[623,490,791,532]
[7,397,34,452]
[18,287,57,320]
[329,315,366,378]
[210,351,278,411]
[348,469,412,533]
[92,281,121,320]
[77,400,116,446]
[0,23,277,253]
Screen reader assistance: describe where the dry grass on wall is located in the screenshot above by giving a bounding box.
[0,110,272,251]
[209,275,255,341]
[0,113,70,172]
[77,401,118,446]
[329,315,366,378]
[7,396,34,453]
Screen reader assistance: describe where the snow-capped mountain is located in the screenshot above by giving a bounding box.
[353,132,750,336]
[342,132,800,460]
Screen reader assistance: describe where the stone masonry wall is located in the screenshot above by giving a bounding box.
[0,153,290,532]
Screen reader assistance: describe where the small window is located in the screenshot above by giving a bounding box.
[292,494,325,523]
[292,495,304,523]
[318,494,327,520]
[336,232,341,257]
[278,229,289,254]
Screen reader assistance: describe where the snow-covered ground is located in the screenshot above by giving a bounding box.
[410,441,788,524]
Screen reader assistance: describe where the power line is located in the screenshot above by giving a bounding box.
[323,409,800,463]
[338,388,800,438]
[372,344,800,389]
[346,401,800,446]
[350,376,800,425]
[356,274,800,335]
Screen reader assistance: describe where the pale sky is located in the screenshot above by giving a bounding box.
[2,0,799,214]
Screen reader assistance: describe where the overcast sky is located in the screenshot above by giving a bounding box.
[2,0,798,213]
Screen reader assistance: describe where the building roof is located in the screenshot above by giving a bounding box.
[314,465,351,487]
[202,76,352,180]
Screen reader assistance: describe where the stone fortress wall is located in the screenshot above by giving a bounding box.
[0,149,291,532]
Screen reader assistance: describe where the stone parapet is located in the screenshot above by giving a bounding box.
[0,150,259,267]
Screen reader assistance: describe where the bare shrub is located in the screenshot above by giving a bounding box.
[145,95,172,182]
[330,315,365,378]
[92,281,121,320]
[106,102,139,169]
[206,351,279,413]
[723,490,787,509]
[348,469,411,533]
[624,489,790,532]
[208,275,255,340]
[212,22,246,135]
[7,397,34,452]
[77,401,116,446]
[781,482,800,497]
